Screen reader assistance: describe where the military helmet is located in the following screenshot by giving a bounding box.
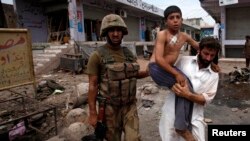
[100,14,128,37]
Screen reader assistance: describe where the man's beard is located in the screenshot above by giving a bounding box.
[106,36,122,47]
[198,54,212,67]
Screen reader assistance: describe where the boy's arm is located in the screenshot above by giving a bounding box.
[186,33,199,50]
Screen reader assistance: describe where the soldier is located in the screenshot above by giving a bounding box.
[86,14,149,141]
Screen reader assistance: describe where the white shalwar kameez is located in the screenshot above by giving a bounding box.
[159,55,219,141]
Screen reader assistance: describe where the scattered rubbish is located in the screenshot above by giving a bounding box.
[141,99,155,108]
[52,89,64,95]
[36,79,65,100]
[138,83,159,95]
[204,118,213,123]
[41,74,53,78]
[228,67,250,83]
[243,109,248,113]
[231,108,239,112]
[9,121,26,141]
[0,110,13,117]
[59,53,85,74]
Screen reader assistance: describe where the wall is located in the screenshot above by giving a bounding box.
[83,5,109,20]
[2,3,17,28]
[83,5,140,41]
[225,45,244,58]
[15,0,48,42]
[124,16,140,41]
[226,6,250,40]
[220,4,250,57]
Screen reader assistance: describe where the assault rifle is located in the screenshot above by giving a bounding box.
[95,95,107,140]
[82,95,107,141]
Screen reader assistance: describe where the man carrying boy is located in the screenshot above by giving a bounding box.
[159,37,221,141]
[148,5,219,141]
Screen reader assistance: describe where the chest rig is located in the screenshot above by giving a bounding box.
[97,45,140,105]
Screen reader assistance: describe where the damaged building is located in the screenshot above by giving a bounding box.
[2,0,200,44]
[3,0,164,43]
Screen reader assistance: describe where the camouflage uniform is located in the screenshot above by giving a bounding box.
[86,14,141,141]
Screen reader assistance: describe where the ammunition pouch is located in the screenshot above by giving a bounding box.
[105,62,139,80]
[97,45,139,106]
[129,78,137,102]
[99,78,137,106]
[106,63,126,81]
[125,63,140,78]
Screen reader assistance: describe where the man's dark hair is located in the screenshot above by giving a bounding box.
[199,37,221,64]
[199,37,221,53]
[164,5,182,19]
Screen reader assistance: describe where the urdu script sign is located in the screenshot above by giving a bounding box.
[0,28,35,91]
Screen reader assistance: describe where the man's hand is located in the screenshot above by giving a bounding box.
[88,113,98,128]
[211,63,220,72]
[171,82,191,98]
[175,73,186,87]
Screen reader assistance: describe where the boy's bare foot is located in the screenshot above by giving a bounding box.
[175,129,196,141]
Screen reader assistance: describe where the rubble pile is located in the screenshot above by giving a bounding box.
[228,67,250,83]
[0,92,57,141]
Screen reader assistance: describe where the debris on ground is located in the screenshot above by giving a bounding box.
[141,99,155,108]
[228,67,250,83]
[231,108,239,112]
[138,83,159,95]
[36,79,65,100]
[204,118,213,123]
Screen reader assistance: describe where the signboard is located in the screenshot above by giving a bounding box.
[0,28,35,91]
[68,0,85,42]
[219,0,238,6]
[115,0,163,16]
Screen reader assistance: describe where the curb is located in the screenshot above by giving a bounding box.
[219,58,245,63]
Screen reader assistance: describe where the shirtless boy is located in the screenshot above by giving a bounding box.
[148,5,219,141]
